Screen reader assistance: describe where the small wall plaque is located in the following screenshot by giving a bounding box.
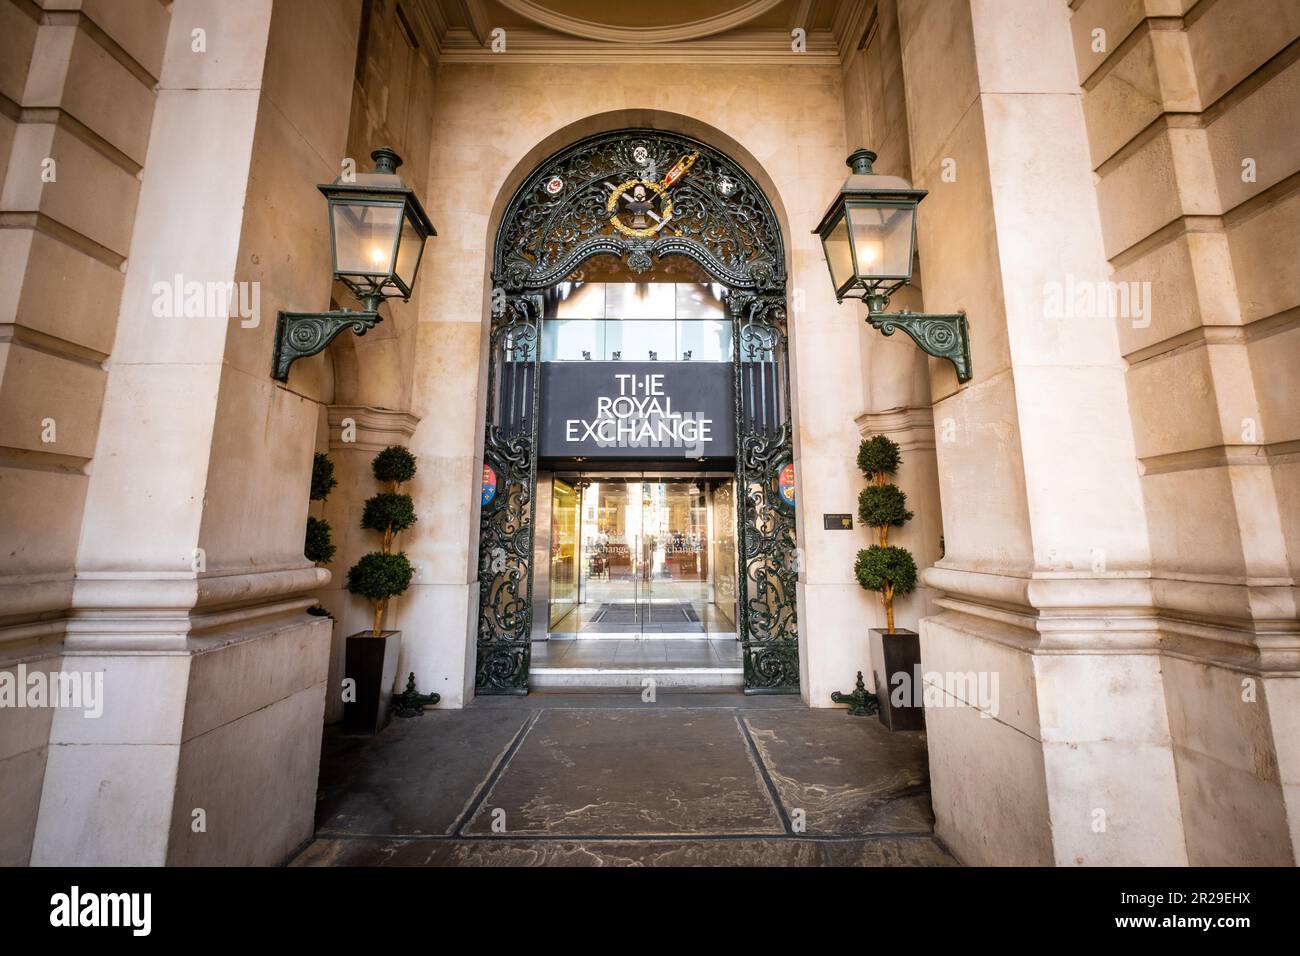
[824,514,853,530]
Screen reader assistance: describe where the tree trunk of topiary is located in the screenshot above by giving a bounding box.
[876,471,889,547]
[883,581,895,633]
[372,598,386,637]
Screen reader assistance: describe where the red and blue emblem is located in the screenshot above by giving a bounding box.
[777,463,795,507]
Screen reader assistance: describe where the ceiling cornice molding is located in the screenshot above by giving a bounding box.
[407,0,448,56]
[788,0,815,31]
[415,0,448,41]
[459,0,490,44]
[831,0,870,61]
[435,26,840,63]
[495,0,787,44]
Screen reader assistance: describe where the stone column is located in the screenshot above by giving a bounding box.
[897,0,1185,865]
[32,0,361,865]
[0,0,171,865]
[1070,0,1300,864]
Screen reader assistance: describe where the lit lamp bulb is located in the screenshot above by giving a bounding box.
[368,245,390,270]
[858,238,884,272]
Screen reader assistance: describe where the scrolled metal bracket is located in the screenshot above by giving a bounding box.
[392,672,440,718]
[864,293,972,384]
[272,298,382,382]
[831,670,880,717]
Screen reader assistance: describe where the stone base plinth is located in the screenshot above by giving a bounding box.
[30,612,331,866]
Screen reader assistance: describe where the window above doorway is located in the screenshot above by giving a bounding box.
[541,280,733,362]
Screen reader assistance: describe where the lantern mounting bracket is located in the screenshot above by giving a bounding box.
[272,296,382,382]
[863,291,972,383]
[866,306,972,384]
[814,147,974,384]
[269,145,434,383]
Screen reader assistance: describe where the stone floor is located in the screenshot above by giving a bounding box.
[290,692,957,866]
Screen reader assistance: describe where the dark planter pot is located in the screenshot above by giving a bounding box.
[343,629,402,734]
[869,627,925,732]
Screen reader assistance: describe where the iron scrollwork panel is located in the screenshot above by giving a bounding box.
[732,292,799,694]
[476,293,542,694]
[494,130,783,291]
[476,128,799,695]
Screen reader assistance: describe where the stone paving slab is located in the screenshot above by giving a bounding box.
[315,708,531,836]
[462,708,785,836]
[741,710,933,834]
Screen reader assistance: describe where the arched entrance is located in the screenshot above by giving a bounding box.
[475,129,797,695]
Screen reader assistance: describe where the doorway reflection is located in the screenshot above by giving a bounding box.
[548,478,737,637]
[540,476,741,687]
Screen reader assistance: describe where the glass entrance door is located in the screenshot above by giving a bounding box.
[639,481,707,633]
[548,478,736,637]
[584,480,642,631]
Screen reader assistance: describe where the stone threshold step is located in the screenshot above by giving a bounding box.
[531,666,743,689]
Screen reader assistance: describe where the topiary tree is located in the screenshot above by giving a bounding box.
[854,434,917,632]
[348,552,414,636]
[305,516,336,564]
[361,492,417,552]
[305,452,337,565]
[348,445,418,636]
[372,445,417,487]
[311,451,338,501]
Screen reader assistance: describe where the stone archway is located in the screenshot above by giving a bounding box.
[474,128,799,695]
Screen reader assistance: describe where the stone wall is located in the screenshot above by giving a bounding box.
[898,0,1178,865]
[900,0,1298,865]
[0,0,171,867]
[288,0,441,723]
[2,0,363,865]
[1070,0,1300,865]
[841,0,946,639]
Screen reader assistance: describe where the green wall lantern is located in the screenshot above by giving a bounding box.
[814,149,971,383]
[272,146,435,382]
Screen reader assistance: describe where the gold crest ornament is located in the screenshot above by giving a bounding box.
[606,151,699,238]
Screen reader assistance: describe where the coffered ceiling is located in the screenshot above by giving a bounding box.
[406,0,875,64]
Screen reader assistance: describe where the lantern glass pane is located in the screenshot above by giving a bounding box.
[821,212,855,292]
[394,210,426,291]
[847,202,915,280]
[331,201,402,278]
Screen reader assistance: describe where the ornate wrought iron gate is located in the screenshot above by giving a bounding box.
[475,129,799,694]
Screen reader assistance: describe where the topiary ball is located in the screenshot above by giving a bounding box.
[372,445,417,484]
[346,551,414,601]
[858,484,913,528]
[854,545,919,596]
[304,516,335,564]
[857,434,902,480]
[361,492,417,534]
[310,452,338,501]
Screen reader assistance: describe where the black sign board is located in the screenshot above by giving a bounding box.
[824,514,853,530]
[539,361,734,459]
